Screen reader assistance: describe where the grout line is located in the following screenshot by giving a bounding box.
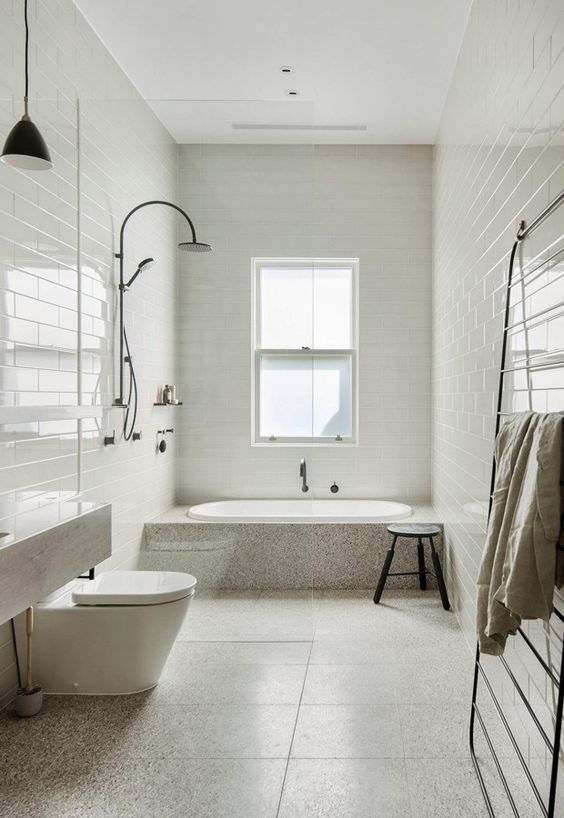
[275,637,314,818]
[396,697,415,818]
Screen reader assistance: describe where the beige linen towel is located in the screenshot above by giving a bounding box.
[476,411,564,655]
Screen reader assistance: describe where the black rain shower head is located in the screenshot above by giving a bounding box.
[124,257,156,289]
[178,241,212,252]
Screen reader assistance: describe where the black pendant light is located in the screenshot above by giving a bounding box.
[1,0,52,170]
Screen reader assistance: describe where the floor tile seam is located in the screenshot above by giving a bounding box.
[37,753,298,769]
[165,660,312,668]
[17,691,472,709]
[403,752,489,760]
[300,699,399,705]
[45,752,296,761]
[275,639,315,817]
[14,695,308,705]
[150,754,296,760]
[395,698,470,705]
[285,753,483,759]
[303,661,399,667]
[296,702,400,708]
[34,750,500,762]
[177,639,314,644]
[289,753,407,760]
[402,755,416,818]
[10,751,495,762]
[393,699,406,761]
[141,700,314,706]
[74,701,303,709]
[164,656,307,664]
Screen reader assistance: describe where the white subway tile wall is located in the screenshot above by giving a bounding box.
[0,0,177,707]
[433,0,564,801]
[176,144,433,502]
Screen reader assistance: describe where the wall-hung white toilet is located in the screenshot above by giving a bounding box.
[16,570,196,695]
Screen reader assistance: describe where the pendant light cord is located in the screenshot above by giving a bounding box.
[23,0,29,116]
[1,0,52,168]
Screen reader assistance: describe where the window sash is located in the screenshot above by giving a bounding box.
[252,258,359,446]
[254,350,357,444]
[254,258,357,351]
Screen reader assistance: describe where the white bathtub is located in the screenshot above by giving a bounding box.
[187,499,412,524]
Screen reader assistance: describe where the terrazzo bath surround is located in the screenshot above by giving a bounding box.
[142,506,443,590]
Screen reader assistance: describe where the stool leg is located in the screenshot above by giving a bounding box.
[417,538,427,591]
[373,536,397,605]
[430,538,450,610]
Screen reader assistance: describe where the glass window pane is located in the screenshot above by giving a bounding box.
[259,355,313,438]
[313,267,352,348]
[259,267,313,348]
[313,356,352,437]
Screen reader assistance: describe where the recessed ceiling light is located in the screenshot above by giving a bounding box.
[280,65,294,74]
[285,89,299,97]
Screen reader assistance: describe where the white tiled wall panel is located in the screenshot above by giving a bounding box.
[176,144,433,503]
[433,0,564,802]
[0,0,177,707]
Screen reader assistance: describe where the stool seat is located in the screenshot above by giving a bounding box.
[386,523,441,538]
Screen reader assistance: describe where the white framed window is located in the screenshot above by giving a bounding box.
[251,258,359,446]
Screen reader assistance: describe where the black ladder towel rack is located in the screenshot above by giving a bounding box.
[470,188,564,817]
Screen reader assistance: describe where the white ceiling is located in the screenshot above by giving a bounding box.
[74,0,472,144]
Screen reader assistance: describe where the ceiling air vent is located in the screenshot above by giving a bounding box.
[231,123,368,131]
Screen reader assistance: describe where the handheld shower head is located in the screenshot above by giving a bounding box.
[124,257,155,289]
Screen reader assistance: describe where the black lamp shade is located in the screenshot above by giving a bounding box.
[1,117,52,170]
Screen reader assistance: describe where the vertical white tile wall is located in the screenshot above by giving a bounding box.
[0,0,178,707]
[176,144,433,502]
[433,0,564,800]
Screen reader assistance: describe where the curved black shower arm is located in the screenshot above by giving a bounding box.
[118,199,198,255]
[114,199,197,406]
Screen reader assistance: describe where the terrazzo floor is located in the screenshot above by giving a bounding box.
[0,590,538,817]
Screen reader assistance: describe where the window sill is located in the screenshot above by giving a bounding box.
[252,440,359,448]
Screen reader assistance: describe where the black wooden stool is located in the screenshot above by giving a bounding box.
[373,523,450,609]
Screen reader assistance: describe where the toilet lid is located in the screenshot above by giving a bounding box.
[72,571,197,606]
